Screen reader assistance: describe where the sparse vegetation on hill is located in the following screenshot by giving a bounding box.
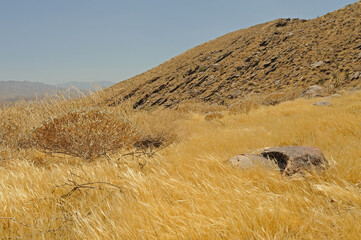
[104,1,361,109]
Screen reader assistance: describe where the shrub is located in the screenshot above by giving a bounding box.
[198,66,208,72]
[131,109,181,149]
[261,92,297,106]
[204,112,224,121]
[134,132,169,150]
[29,109,141,160]
[0,113,25,148]
[0,131,4,146]
[229,98,260,114]
[176,101,226,114]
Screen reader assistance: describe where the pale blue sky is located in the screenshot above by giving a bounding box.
[0,0,358,84]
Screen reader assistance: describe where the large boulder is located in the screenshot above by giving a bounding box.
[227,146,329,176]
[227,154,278,170]
[261,146,329,176]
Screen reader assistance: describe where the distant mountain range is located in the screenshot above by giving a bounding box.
[0,80,115,104]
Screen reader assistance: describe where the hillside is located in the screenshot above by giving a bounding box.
[105,1,361,108]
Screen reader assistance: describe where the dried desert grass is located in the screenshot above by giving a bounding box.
[0,90,360,239]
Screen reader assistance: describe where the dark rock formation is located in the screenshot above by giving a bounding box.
[261,146,329,176]
[227,146,329,176]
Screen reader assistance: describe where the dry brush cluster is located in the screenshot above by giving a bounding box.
[0,93,180,162]
[28,109,141,160]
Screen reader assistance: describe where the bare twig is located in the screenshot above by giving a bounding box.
[70,171,89,182]
[87,189,117,216]
[57,181,121,198]
[0,217,31,227]
[55,171,122,199]
[103,152,112,162]
[2,172,123,237]
[118,145,166,161]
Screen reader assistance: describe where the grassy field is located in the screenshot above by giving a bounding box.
[0,90,360,239]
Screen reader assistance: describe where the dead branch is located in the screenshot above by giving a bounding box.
[0,217,31,228]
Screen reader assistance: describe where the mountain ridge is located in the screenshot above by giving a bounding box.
[0,80,115,104]
[104,1,361,108]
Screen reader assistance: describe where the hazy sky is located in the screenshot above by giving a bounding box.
[0,0,358,84]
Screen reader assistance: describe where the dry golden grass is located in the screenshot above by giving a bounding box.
[0,90,360,239]
[204,112,224,121]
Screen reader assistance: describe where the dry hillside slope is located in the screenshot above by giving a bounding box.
[105,1,361,109]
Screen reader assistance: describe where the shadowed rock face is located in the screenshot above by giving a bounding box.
[261,146,329,176]
[227,146,329,176]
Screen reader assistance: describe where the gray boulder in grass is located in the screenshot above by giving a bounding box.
[262,146,329,176]
[227,154,278,170]
[227,146,329,176]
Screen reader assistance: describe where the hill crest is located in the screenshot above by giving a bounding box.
[105,1,361,108]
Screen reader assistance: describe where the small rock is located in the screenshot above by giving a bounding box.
[228,89,242,99]
[236,64,246,71]
[351,72,360,80]
[312,101,331,106]
[205,78,217,86]
[350,84,361,92]
[300,85,325,98]
[259,39,269,47]
[283,32,295,41]
[263,61,272,68]
[275,18,290,27]
[311,61,325,68]
[287,31,295,37]
[226,154,278,170]
[261,146,329,176]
